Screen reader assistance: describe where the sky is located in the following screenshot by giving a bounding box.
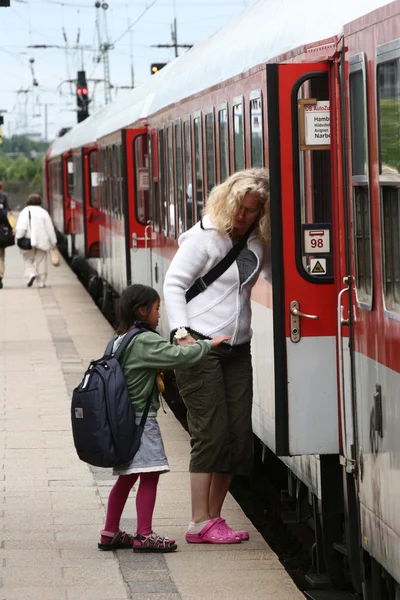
[0,0,251,141]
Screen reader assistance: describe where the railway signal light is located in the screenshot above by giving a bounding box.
[76,70,89,123]
[150,63,166,75]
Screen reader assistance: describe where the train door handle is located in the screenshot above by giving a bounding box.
[337,278,356,472]
[290,301,319,320]
[289,300,318,343]
[154,262,159,284]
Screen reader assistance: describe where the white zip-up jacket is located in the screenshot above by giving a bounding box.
[16,206,57,252]
[163,215,271,346]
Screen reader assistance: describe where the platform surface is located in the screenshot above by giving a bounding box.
[0,245,305,600]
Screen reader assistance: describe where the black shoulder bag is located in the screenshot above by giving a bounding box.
[17,210,32,251]
[185,221,255,303]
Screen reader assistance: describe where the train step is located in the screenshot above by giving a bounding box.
[305,591,360,600]
[333,542,348,556]
[305,573,330,589]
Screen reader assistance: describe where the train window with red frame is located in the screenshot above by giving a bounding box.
[150,132,160,233]
[205,107,216,195]
[349,54,373,308]
[377,40,400,313]
[117,144,123,218]
[167,124,176,239]
[67,156,74,197]
[159,127,167,235]
[233,96,245,171]
[98,149,105,212]
[183,116,193,229]
[193,111,204,221]
[218,103,229,183]
[73,153,83,201]
[133,134,150,225]
[294,74,333,281]
[89,151,99,208]
[175,120,184,236]
[112,145,119,217]
[250,90,263,168]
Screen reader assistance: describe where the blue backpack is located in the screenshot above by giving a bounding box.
[71,327,152,468]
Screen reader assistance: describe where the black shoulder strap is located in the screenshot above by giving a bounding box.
[185,222,255,303]
[106,327,143,361]
[138,382,156,428]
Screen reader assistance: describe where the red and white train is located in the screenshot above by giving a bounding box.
[44,1,400,597]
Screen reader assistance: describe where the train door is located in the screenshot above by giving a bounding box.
[267,62,339,456]
[124,128,152,287]
[83,147,101,258]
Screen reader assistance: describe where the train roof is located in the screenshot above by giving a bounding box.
[50,0,393,155]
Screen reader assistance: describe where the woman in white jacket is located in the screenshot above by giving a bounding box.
[16,194,57,288]
[164,168,271,545]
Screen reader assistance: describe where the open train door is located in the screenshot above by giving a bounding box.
[267,62,340,457]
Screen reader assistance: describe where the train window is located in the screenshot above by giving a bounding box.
[295,74,333,282]
[89,151,99,208]
[183,116,194,229]
[193,112,204,221]
[167,124,176,239]
[150,132,160,233]
[175,120,184,236]
[233,97,245,171]
[205,108,216,195]
[218,104,229,183]
[112,145,118,216]
[250,90,263,168]
[377,41,400,312]
[159,127,167,235]
[67,156,74,198]
[133,134,149,225]
[73,153,83,201]
[119,144,124,219]
[349,54,373,308]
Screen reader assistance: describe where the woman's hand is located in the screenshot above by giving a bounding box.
[210,336,231,348]
[177,335,197,346]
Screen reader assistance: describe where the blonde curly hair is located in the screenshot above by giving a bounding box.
[203,168,270,242]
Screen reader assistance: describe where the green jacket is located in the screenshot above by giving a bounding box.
[114,331,211,415]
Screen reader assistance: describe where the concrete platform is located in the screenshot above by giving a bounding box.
[0,244,305,600]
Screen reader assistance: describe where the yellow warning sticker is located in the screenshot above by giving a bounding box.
[310,258,326,275]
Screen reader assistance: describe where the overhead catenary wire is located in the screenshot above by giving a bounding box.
[113,0,159,45]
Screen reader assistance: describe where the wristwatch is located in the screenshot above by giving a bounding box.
[174,327,189,341]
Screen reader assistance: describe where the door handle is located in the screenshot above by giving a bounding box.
[289,300,318,343]
[337,279,355,472]
[290,307,319,320]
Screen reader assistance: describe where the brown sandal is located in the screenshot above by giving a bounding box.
[133,532,177,553]
[98,529,135,550]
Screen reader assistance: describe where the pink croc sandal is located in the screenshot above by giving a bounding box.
[185,518,242,544]
[230,529,250,541]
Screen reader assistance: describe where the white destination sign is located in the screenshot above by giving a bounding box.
[304,101,330,146]
[304,227,330,254]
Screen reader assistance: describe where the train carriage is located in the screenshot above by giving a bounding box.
[44,1,400,597]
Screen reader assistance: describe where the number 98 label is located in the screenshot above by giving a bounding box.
[303,225,331,255]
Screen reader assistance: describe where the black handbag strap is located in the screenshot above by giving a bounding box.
[185,221,255,303]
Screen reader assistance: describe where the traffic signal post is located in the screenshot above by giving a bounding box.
[76,70,89,123]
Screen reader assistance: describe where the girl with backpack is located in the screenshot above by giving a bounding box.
[98,283,229,553]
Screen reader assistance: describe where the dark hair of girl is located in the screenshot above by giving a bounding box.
[117,284,160,334]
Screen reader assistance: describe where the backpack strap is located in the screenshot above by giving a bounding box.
[139,383,155,428]
[113,327,143,361]
[185,220,256,303]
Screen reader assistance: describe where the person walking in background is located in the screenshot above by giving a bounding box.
[0,182,15,289]
[98,284,229,552]
[15,193,57,288]
[164,168,271,544]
